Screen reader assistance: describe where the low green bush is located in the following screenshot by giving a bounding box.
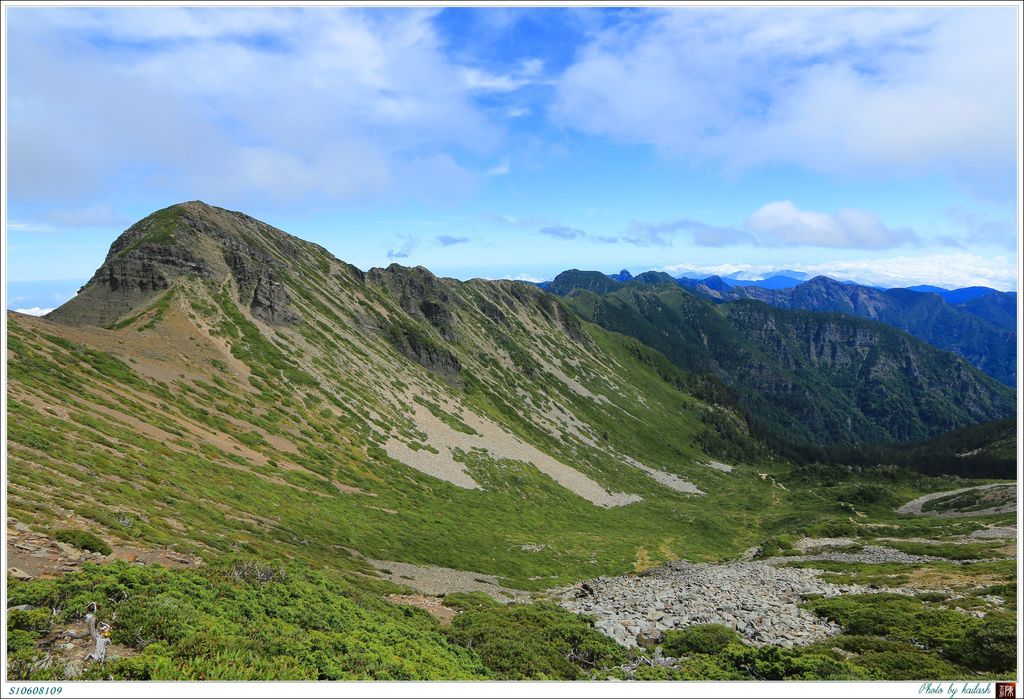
[662,624,742,656]
[6,559,487,681]
[831,635,968,680]
[827,483,899,506]
[946,613,1016,673]
[806,593,1017,674]
[444,598,623,679]
[53,529,112,555]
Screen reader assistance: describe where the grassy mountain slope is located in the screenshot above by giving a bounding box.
[6,203,1017,682]
[685,275,1016,386]
[10,202,791,589]
[555,279,1013,448]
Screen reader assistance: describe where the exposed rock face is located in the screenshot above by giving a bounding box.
[48,209,208,327]
[367,265,459,342]
[47,202,299,328]
[365,265,464,381]
[212,223,297,325]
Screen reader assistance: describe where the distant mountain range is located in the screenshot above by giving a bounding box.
[543,269,1014,449]
[538,270,1017,386]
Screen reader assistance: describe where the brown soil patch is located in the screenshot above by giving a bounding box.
[907,568,1005,590]
[6,519,202,581]
[386,594,458,625]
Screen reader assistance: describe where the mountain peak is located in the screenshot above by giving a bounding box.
[547,269,622,295]
[48,201,310,328]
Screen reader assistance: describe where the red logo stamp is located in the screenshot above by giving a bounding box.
[997,683,1016,699]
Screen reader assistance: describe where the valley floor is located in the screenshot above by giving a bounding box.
[7,482,1018,681]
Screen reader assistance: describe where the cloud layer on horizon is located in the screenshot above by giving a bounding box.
[659,252,1017,291]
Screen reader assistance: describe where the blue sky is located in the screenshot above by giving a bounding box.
[5,6,1020,313]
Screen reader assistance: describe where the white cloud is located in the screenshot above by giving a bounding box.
[7,8,499,208]
[745,201,917,249]
[659,252,1017,291]
[505,273,544,283]
[459,67,531,92]
[660,262,787,280]
[551,7,1017,198]
[485,158,511,176]
[7,221,58,233]
[12,307,54,316]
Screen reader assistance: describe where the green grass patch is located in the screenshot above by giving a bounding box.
[52,529,112,555]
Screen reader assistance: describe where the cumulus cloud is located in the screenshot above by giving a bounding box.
[7,7,499,208]
[659,252,1017,291]
[745,201,918,249]
[601,203,915,250]
[551,7,1017,198]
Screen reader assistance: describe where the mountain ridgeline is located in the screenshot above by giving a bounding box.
[6,203,1018,682]
[675,273,1016,385]
[11,201,787,592]
[545,270,1014,450]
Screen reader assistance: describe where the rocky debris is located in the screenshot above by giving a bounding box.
[55,542,81,557]
[763,545,944,566]
[970,526,1017,540]
[554,560,916,649]
[896,483,1016,517]
[368,558,531,603]
[519,543,547,552]
[792,537,856,552]
[627,459,704,495]
[704,461,735,473]
[8,567,33,581]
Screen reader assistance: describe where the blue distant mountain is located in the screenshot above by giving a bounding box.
[938,286,1005,304]
[905,284,950,294]
[531,271,1016,352]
